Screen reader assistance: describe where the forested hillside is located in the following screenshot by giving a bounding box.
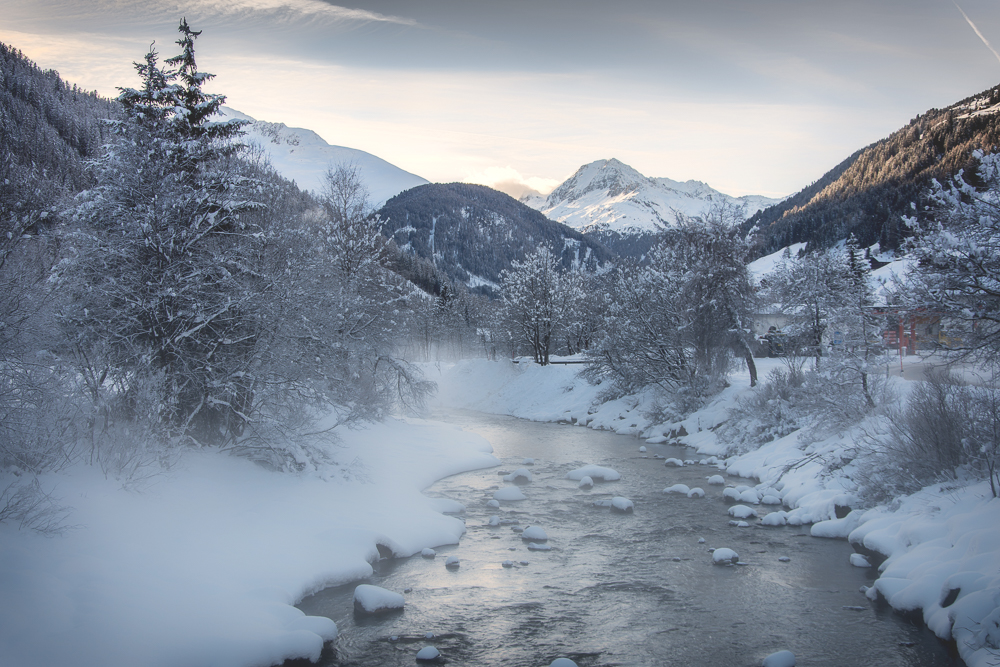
[1,43,118,245]
[744,83,1000,256]
[377,182,615,293]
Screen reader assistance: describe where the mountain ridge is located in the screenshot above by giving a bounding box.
[525,158,782,235]
[219,107,428,206]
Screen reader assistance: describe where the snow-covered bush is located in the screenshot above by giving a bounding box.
[856,372,1000,502]
[722,367,804,453]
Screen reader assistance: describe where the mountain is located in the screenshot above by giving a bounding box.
[1,42,118,228]
[525,158,782,235]
[742,84,1000,257]
[218,107,428,206]
[376,183,615,295]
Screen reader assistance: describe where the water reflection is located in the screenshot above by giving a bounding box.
[292,410,958,667]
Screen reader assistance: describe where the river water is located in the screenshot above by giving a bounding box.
[293,410,958,667]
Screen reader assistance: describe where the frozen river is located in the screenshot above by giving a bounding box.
[292,410,958,667]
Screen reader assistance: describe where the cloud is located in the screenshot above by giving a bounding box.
[952,1,1000,67]
[462,166,561,199]
[190,0,418,26]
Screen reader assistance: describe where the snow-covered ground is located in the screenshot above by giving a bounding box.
[0,419,498,667]
[429,356,1000,667]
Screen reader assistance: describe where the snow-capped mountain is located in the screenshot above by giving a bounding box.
[219,107,427,206]
[525,158,782,234]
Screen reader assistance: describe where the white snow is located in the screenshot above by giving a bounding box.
[353,584,405,614]
[849,553,871,568]
[761,649,796,667]
[0,418,497,667]
[529,158,782,235]
[503,468,533,483]
[610,496,635,513]
[687,487,706,498]
[416,645,441,661]
[219,107,427,205]
[712,548,740,565]
[664,457,685,467]
[521,526,548,542]
[421,548,437,558]
[707,475,726,485]
[549,659,579,667]
[663,484,691,495]
[578,476,595,489]
[728,505,758,520]
[565,465,621,482]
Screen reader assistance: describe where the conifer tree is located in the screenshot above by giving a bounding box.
[59,20,265,446]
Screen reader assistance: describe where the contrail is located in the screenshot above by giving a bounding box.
[953,0,1000,66]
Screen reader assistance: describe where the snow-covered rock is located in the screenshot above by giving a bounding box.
[522,458,535,465]
[566,465,621,482]
[728,505,758,520]
[639,446,647,453]
[687,487,705,498]
[503,468,533,483]
[707,475,726,485]
[723,488,742,502]
[521,526,548,542]
[663,484,691,495]
[421,548,436,558]
[487,515,501,526]
[761,511,788,526]
[444,556,460,569]
[487,499,500,508]
[664,458,685,467]
[353,585,405,614]
[493,487,527,501]
[578,476,595,489]
[549,659,579,667]
[527,542,552,551]
[416,645,441,661]
[712,548,740,565]
[610,496,635,513]
[761,650,796,667]
[850,553,871,568]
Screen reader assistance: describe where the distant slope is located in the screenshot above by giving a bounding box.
[743,84,1000,257]
[376,183,615,293]
[527,158,781,235]
[1,42,118,223]
[219,107,428,205]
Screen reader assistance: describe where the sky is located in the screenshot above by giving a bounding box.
[3,1,1000,199]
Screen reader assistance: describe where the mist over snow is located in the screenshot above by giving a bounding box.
[0,420,498,667]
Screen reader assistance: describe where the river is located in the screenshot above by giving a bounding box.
[292,410,958,667]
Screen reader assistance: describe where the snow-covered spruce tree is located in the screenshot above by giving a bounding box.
[499,245,574,365]
[57,21,265,447]
[905,149,1000,365]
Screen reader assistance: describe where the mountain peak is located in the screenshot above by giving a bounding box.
[533,158,782,235]
[218,107,428,205]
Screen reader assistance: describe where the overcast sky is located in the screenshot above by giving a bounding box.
[3,0,1000,197]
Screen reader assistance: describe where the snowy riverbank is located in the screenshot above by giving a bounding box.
[0,418,498,667]
[429,357,1000,667]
